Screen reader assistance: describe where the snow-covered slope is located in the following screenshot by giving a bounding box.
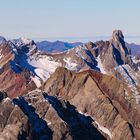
[7,38,102,88]
[115,64,140,104]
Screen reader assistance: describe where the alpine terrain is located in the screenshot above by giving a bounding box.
[0,30,140,140]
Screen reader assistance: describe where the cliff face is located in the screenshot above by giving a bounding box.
[0,39,37,98]
[0,65,36,98]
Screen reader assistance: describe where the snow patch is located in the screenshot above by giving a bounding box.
[29,55,62,83]
[47,122,51,125]
[75,46,86,60]
[78,110,90,117]
[132,56,140,64]
[0,50,3,59]
[94,120,112,139]
[0,54,3,59]
[3,97,11,103]
[8,41,18,54]
[96,56,106,74]
[27,44,37,55]
[124,90,128,96]
[78,110,112,139]
[20,37,32,45]
[31,76,42,88]
[116,65,140,104]
[64,57,78,71]
[29,55,61,74]
[34,69,50,82]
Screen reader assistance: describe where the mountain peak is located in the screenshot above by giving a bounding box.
[20,37,35,45]
[112,30,124,42]
[109,30,131,65]
[10,37,35,48]
[0,36,7,44]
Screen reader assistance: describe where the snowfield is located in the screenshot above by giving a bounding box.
[28,55,62,87]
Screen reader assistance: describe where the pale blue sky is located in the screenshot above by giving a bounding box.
[0,0,140,38]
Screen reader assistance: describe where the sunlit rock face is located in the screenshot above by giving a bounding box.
[43,67,139,140]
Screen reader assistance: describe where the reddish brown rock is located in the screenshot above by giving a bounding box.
[44,67,139,140]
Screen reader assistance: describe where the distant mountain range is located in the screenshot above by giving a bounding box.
[127,43,140,57]
[36,40,82,52]
[36,38,140,58]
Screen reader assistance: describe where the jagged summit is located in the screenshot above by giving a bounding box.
[0,36,7,44]
[112,30,124,42]
[20,37,35,45]
[11,37,35,47]
[110,30,130,65]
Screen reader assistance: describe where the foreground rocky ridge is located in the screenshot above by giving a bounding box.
[1,67,140,140]
[0,30,140,140]
[44,67,140,139]
[0,89,106,140]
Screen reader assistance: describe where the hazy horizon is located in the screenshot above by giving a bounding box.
[4,36,140,44]
[34,36,140,44]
